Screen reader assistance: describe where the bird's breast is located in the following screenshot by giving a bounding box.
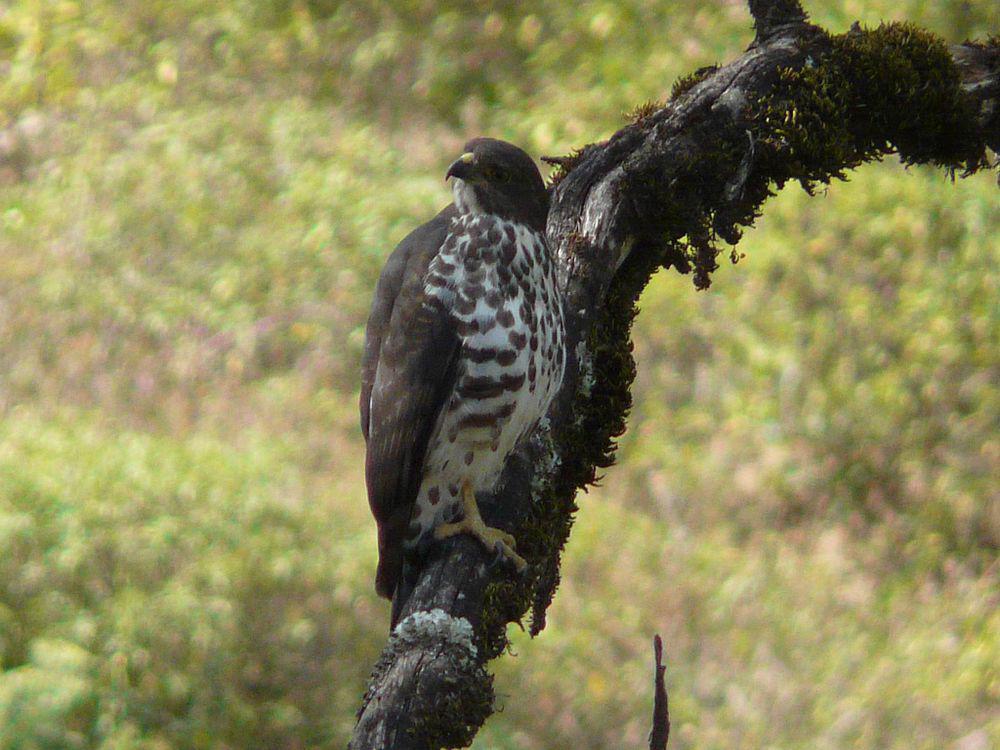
[422,213,565,482]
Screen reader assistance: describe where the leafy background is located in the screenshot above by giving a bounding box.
[0,1,997,748]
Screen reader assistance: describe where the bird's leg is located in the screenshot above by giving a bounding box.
[434,479,527,572]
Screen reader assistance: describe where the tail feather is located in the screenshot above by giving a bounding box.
[374,514,419,630]
[374,507,410,600]
[374,543,403,600]
[389,561,417,629]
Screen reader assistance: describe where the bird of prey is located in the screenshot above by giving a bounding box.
[360,138,566,625]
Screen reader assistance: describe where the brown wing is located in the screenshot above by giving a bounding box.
[360,205,461,599]
[360,205,455,439]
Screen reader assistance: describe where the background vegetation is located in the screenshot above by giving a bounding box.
[0,1,996,748]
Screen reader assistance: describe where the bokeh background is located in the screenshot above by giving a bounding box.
[0,1,997,748]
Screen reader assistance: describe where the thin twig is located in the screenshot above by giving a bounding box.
[649,635,670,750]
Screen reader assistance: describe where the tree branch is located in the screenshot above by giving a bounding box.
[649,635,670,750]
[747,0,808,42]
[350,5,998,747]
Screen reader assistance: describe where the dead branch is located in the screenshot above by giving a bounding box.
[350,1,998,746]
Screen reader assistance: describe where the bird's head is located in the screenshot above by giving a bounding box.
[446,138,548,232]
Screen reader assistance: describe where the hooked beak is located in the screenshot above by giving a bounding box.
[445,152,476,182]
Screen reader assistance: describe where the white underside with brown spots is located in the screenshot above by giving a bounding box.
[407,211,565,545]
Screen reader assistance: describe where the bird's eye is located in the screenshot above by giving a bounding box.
[483,165,509,183]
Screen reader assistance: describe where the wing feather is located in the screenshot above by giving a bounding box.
[360,205,455,438]
[360,205,460,599]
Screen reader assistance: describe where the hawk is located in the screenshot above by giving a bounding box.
[360,138,566,625]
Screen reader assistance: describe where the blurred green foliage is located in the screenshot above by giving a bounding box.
[0,1,996,748]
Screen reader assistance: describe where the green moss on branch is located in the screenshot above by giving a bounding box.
[470,11,994,711]
[757,22,988,193]
[670,65,718,101]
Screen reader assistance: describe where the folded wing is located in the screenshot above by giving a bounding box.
[360,206,460,599]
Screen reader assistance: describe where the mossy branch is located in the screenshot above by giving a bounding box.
[350,3,998,747]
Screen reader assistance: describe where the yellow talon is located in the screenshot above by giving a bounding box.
[434,479,527,572]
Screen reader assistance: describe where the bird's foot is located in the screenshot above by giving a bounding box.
[434,479,527,573]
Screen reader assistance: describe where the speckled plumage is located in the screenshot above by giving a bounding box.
[360,139,565,621]
[412,211,564,538]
